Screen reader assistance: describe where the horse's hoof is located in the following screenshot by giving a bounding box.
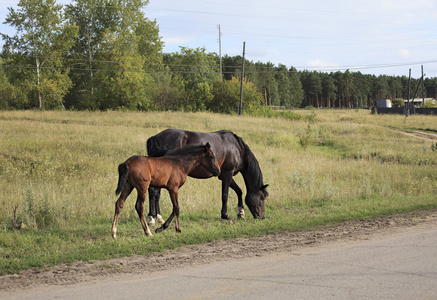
[155,227,163,233]
[148,216,155,225]
[220,217,233,224]
[146,230,153,237]
[237,208,245,219]
[221,214,230,220]
[176,228,181,233]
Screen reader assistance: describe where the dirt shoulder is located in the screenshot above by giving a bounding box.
[1,208,437,292]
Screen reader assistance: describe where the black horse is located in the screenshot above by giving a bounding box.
[146,129,268,222]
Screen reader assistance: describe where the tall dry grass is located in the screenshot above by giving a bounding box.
[0,109,436,230]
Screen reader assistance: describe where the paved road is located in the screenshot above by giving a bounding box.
[3,226,437,300]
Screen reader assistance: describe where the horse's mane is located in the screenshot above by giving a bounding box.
[232,133,264,192]
[165,143,207,156]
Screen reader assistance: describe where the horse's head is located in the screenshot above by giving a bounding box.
[245,184,268,219]
[202,142,220,177]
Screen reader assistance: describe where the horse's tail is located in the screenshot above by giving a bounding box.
[115,162,129,196]
[147,135,167,157]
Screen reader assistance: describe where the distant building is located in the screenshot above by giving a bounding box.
[376,99,392,108]
[405,98,436,107]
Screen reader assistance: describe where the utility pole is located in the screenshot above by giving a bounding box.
[218,24,222,80]
[406,69,411,117]
[422,65,425,105]
[238,41,245,116]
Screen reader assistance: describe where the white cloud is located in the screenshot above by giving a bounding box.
[162,36,193,47]
[398,49,411,59]
[381,0,436,14]
[307,59,340,70]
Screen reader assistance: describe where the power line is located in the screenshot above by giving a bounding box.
[2,58,437,75]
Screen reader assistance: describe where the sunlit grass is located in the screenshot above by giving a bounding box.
[0,109,436,274]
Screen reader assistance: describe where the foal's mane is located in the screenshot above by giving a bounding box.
[165,144,207,157]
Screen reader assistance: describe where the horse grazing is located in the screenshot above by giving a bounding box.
[111,143,220,238]
[146,129,268,222]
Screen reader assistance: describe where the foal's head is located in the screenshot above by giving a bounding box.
[201,142,220,177]
[166,142,220,177]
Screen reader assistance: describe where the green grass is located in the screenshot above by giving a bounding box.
[0,109,436,275]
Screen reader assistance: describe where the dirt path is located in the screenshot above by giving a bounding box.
[1,209,437,292]
[394,129,437,142]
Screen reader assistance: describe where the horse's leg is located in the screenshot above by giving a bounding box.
[148,187,164,225]
[148,186,159,224]
[135,186,153,237]
[156,189,180,233]
[220,174,232,220]
[111,184,133,238]
[154,189,164,224]
[229,179,245,219]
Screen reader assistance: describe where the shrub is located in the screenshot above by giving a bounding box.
[208,77,263,114]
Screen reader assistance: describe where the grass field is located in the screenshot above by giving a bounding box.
[0,109,436,275]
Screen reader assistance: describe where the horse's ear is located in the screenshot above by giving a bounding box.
[205,142,211,150]
[261,184,269,198]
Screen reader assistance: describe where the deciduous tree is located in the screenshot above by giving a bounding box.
[2,0,78,109]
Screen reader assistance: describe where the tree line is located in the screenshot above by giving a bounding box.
[1,0,437,112]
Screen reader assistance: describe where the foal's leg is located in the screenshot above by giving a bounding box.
[170,190,181,233]
[156,188,181,233]
[135,186,153,237]
[230,179,244,218]
[111,184,133,238]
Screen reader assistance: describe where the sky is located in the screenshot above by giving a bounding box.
[1,0,437,78]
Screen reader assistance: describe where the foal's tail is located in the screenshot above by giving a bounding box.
[115,162,129,196]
